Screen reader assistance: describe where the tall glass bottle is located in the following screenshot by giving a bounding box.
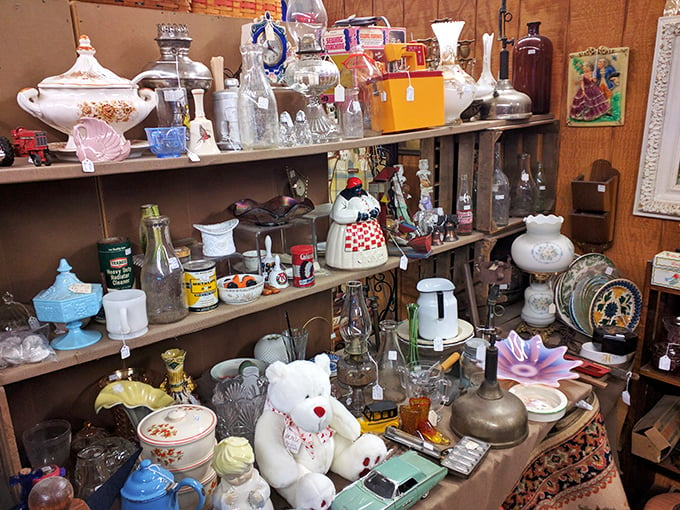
[456,173,474,235]
[512,22,553,115]
[339,87,364,139]
[336,281,377,416]
[510,153,537,217]
[139,203,160,256]
[375,320,407,403]
[492,143,510,227]
[140,215,189,324]
[237,44,280,150]
[534,161,548,213]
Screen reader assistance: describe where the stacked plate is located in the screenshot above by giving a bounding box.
[554,253,643,336]
[396,319,474,363]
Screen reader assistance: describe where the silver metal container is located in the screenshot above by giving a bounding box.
[213,78,242,151]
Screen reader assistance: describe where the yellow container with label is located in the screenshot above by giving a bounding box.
[376,70,445,133]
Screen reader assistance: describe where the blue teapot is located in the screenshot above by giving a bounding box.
[121,459,205,510]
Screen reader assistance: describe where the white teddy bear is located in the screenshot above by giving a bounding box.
[254,354,387,510]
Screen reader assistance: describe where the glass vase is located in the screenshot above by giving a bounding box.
[376,320,407,403]
[492,142,510,227]
[431,21,477,124]
[237,44,280,150]
[339,47,384,135]
[513,21,553,115]
[510,153,537,218]
[140,215,188,324]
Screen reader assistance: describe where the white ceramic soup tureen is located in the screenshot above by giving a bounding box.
[17,35,158,149]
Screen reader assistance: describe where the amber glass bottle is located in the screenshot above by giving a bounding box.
[512,21,553,114]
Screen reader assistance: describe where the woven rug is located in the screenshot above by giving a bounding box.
[502,396,630,510]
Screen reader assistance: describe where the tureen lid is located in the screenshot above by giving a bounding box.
[137,404,217,446]
[121,459,174,502]
[38,35,136,89]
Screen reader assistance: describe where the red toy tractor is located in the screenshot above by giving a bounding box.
[11,127,52,166]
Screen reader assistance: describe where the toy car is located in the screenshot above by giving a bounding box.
[0,136,14,166]
[358,400,400,434]
[331,451,447,510]
[12,127,52,166]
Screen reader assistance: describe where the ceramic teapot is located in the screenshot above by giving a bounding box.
[416,278,459,340]
[120,459,205,510]
[17,35,161,150]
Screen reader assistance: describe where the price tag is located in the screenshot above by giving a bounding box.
[605,267,613,275]
[597,184,606,193]
[265,22,275,41]
[334,84,345,103]
[120,344,130,359]
[494,194,505,200]
[284,427,302,454]
[621,389,631,406]
[476,344,486,362]
[28,316,41,329]
[187,150,200,162]
[169,257,181,270]
[433,337,444,352]
[528,49,536,55]
[538,185,546,190]
[81,159,95,173]
[380,91,387,102]
[69,283,92,294]
[257,97,269,109]
[463,205,471,211]
[372,384,384,400]
[659,354,672,371]
[406,85,415,102]
[548,303,556,314]
[164,88,185,101]
[399,255,408,270]
[388,350,397,361]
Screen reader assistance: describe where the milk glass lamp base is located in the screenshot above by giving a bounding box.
[51,320,102,350]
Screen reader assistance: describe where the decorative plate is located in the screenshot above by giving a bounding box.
[496,331,582,387]
[589,278,642,332]
[396,319,474,346]
[49,139,149,161]
[509,384,568,422]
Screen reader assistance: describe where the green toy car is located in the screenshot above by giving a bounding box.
[331,451,447,510]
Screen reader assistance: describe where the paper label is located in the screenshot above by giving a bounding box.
[372,385,384,400]
[69,283,92,294]
[605,267,613,275]
[621,390,631,406]
[433,337,444,352]
[125,247,132,255]
[463,205,471,211]
[597,184,606,192]
[187,150,200,162]
[538,185,546,190]
[494,194,505,200]
[528,49,536,55]
[334,84,345,103]
[284,427,302,454]
[120,344,130,359]
[388,350,397,361]
[265,22,275,41]
[169,257,181,270]
[406,85,415,102]
[475,344,486,362]
[548,303,556,314]
[164,88,184,102]
[81,159,95,173]
[399,255,408,270]
[659,354,672,371]
[257,97,269,109]
[380,91,387,102]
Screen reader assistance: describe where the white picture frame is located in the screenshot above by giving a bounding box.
[634,15,680,219]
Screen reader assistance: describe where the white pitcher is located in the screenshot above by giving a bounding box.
[416,278,459,340]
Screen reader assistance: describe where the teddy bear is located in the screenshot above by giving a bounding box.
[254,354,388,510]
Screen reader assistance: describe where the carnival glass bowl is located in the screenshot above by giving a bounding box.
[228,196,314,226]
[496,331,582,387]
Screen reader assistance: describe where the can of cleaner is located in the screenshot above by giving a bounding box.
[97,237,134,290]
[183,259,218,312]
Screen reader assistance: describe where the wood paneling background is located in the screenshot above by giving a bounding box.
[325,0,679,287]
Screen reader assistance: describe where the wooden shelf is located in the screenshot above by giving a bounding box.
[0,116,555,185]
[0,232,484,386]
[640,363,680,387]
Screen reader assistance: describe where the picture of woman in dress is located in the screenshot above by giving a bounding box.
[569,61,611,121]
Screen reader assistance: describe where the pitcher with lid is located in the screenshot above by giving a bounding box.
[416,278,459,340]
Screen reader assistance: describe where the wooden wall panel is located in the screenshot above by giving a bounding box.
[342,0,375,18]
[325,0,346,25]
[374,0,405,29]
[404,0,439,40]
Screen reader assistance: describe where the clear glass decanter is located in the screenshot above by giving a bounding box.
[336,281,377,416]
[140,215,188,324]
[510,152,537,217]
[492,142,510,227]
[375,320,407,403]
[237,44,280,150]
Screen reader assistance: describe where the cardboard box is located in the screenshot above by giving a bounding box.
[632,395,680,463]
[652,250,680,290]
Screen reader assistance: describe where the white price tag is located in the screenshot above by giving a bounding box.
[388,350,397,361]
[605,267,613,275]
[120,344,130,359]
[528,49,536,55]
[69,283,92,294]
[548,303,556,314]
[380,90,387,102]
[168,257,181,270]
[334,84,345,103]
[187,150,200,162]
[265,22,275,41]
[399,255,408,271]
[494,194,505,200]
[284,427,302,454]
[659,354,672,371]
[406,85,415,102]
[433,337,444,352]
[621,390,631,406]
[463,205,471,210]
[257,97,269,109]
[81,159,95,173]
[125,247,132,255]
[539,185,546,191]
[597,184,606,193]
[164,88,185,101]
[372,384,384,400]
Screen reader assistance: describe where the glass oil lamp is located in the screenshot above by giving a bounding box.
[336,281,377,417]
[283,0,341,142]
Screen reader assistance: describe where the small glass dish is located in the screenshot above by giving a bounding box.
[496,330,582,387]
[228,196,314,226]
[145,126,186,158]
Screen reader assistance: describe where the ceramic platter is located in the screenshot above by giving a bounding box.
[49,140,149,161]
[396,319,474,346]
[555,253,618,332]
[509,384,568,422]
[589,278,642,333]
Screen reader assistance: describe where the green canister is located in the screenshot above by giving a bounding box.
[97,237,134,290]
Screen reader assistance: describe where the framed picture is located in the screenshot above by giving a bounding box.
[566,46,629,127]
[634,16,680,220]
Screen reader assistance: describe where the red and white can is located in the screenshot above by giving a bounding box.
[291,245,315,288]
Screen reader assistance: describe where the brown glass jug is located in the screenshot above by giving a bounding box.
[512,21,553,114]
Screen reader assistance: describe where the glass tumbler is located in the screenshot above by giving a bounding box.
[74,446,108,499]
[22,419,72,469]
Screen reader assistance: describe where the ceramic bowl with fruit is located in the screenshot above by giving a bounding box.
[217,274,264,305]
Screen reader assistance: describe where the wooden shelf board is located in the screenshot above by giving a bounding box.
[640,363,680,386]
[0,231,484,386]
[0,116,555,185]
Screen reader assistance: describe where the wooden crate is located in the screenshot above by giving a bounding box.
[77,0,191,11]
[191,0,283,19]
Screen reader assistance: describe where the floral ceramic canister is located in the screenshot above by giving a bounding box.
[510,214,574,274]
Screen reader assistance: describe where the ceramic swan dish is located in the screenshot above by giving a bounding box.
[73,117,131,162]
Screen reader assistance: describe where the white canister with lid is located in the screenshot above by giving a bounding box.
[416,278,459,340]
